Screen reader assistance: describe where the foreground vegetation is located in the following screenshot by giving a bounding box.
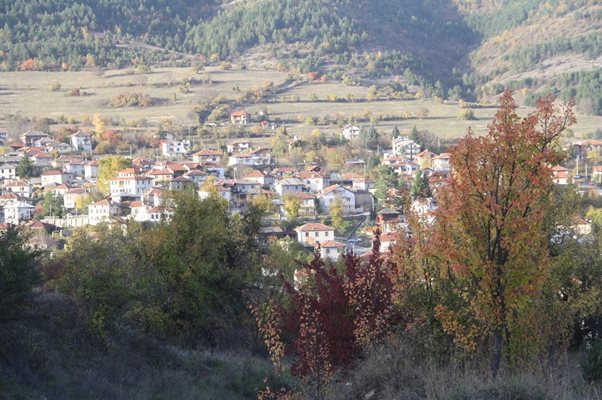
[2,93,602,399]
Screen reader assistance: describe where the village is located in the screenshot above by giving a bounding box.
[0,108,595,263]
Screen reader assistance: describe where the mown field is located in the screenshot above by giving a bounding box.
[0,66,600,142]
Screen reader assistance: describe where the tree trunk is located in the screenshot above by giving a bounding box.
[490,328,503,379]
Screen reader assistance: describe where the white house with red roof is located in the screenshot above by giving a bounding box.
[228,148,272,166]
[432,153,451,172]
[70,130,93,152]
[244,170,274,186]
[110,176,153,202]
[89,199,119,225]
[318,184,357,213]
[551,165,571,185]
[318,240,346,261]
[192,149,222,164]
[296,170,328,192]
[4,179,32,199]
[230,110,251,125]
[64,188,88,210]
[294,222,335,247]
[41,170,71,187]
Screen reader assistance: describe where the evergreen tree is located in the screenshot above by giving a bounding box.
[16,154,36,178]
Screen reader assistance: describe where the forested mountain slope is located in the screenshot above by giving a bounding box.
[0,0,600,111]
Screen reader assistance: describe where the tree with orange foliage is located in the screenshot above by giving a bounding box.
[432,90,576,377]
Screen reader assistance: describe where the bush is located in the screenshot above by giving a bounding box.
[582,340,602,382]
[49,81,61,91]
[110,92,154,108]
[459,108,476,120]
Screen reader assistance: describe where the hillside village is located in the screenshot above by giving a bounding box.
[0,106,595,265]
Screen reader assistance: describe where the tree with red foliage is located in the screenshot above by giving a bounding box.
[344,229,397,349]
[432,90,576,377]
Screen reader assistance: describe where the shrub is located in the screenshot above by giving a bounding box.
[110,92,154,108]
[49,81,61,91]
[582,340,602,382]
[458,108,476,120]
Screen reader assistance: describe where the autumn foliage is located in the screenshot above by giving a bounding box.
[431,91,576,375]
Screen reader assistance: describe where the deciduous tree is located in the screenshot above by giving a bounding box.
[432,91,576,377]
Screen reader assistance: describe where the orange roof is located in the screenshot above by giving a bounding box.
[231,110,250,117]
[295,223,334,232]
[318,240,345,248]
[245,170,265,178]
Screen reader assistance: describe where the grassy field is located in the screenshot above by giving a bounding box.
[0,66,600,141]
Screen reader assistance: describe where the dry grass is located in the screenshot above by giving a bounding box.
[327,339,602,400]
[0,67,600,141]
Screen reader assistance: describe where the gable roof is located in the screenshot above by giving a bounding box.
[295,222,334,232]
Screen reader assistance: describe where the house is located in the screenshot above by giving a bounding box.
[88,199,119,225]
[0,164,17,180]
[377,208,402,233]
[227,141,251,154]
[392,136,421,160]
[110,176,153,202]
[63,160,85,177]
[70,130,93,152]
[415,150,436,169]
[132,158,154,172]
[244,170,274,187]
[31,151,54,166]
[160,139,191,157]
[275,179,306,196]
[296,170,328,192]
[272,167,295,178]
[342,125,361,140]
[130,203,174,223]
[184,169,208,186]
[551,165,571,185]
[0,192,20,206]
[411,197,437,224]
[230,110,251,125]
[46,184,70,197]
[84,160,99,181]
[341,172,372,191]
[233,179,261,195]
[63,188,88,210]
[432,153,451,172]
[170,176,192,192]
[318,240,346,261]
[295,222,336,247]
[282,192,317,217]
[390,161,419,176]
[198,184,232,203]
[192,149,222,164]
[146,169,174,187]
[352,189,375,213]
[4,201,35,224]
[318,184,357,213]
[41,170,71,186]
[201,162,225,179]
[228,148,272,166]
[573,217,592,236]
[380,232,398,251]
[143,187,167,207]
[4,179,32,199]
[20,131,48,147]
